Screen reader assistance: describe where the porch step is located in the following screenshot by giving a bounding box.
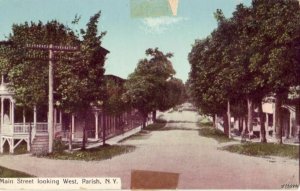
[31,135,49,155]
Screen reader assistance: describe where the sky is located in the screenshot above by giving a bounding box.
[0,0,252,82]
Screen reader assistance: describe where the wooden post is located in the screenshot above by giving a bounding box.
[25,44,78,153]
[48,44,54,153]
[1,97,3,126]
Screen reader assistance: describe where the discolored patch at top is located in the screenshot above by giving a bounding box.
[130,0,179,18]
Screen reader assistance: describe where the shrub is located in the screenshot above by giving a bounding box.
[53,138,65,153]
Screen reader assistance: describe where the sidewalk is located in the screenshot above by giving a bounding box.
[85,120,153,149]
[230,131,300,146]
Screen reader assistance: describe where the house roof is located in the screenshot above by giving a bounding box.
[104,74,126,84]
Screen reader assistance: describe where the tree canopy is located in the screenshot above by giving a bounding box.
[124,48,185,126]
[188,0,300,142]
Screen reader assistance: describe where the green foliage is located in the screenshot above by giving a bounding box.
[222,142,299,159]
[143,120,167,131]
[57,11,107,113]
[43,145,135,161]
[198,123,235,143]
[159,78,186,111]
[1,140,28,155]
[102,75,128,115]
[188,0,300,118]
[0,166,34,177]
[7,20,79,109]
[4,11,107,114]
[124,48,182,119]
[53,138,65,153]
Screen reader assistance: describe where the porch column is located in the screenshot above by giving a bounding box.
[23,109,26,126]
[265,113,269,137]
[33,105,37,128]
[59,111,62,124]
[11,99,14,127]
[9,138,14,153]
[289,114,292,138]
[100,113,103,136]
[27,137,30,151]
[1,97,3,126]
[71,114,75,140]
[95,112,99,139]
[9,99,11,122]
[0,137,3,153]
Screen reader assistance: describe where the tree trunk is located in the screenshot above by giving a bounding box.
[241,117,247,142]
[213,114,216,129]
[223,113,229,136]
[258,100,267,143]
[238,117,243,133]
[142,116,147,129]
[215,114,219,129]
[227,100,231,138]
[81,115,87,150]
[296,102,300,142]
[69,130,72,151]
[103,114,106,146]
[275,94,283,144]
[247,98,253,138]
[152,110,157,122]
[65,114,72,151]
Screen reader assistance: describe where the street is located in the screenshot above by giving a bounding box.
[0,109,298,189]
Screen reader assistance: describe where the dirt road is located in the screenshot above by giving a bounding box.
[0,109,298,189]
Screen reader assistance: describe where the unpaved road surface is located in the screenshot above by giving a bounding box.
[0,109,298,189]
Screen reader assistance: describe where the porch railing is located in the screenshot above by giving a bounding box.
[14,123,30,134]
[12,122,54,134]
[36,123,48,133]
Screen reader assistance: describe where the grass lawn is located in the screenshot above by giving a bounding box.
[42,145,135,161]
[198,119,235,143]
[198,122,235,143]
[119,130,151,142]
[0,166,34,177]
[143,119,167,131]
[222,142,299,159]
[198,127,235,143]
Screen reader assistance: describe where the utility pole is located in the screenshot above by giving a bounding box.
[26,44,78,153]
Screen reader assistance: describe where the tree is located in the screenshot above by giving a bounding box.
[56,11,107,150]
[6,20,79,111]
[124,48,175,127]
[5,11,107,151]
[188,0,300,143]
[247,0,300,143]
[156,77,186,113]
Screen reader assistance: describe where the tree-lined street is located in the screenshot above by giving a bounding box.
[0,1,299,190]
[0,107,298,189]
